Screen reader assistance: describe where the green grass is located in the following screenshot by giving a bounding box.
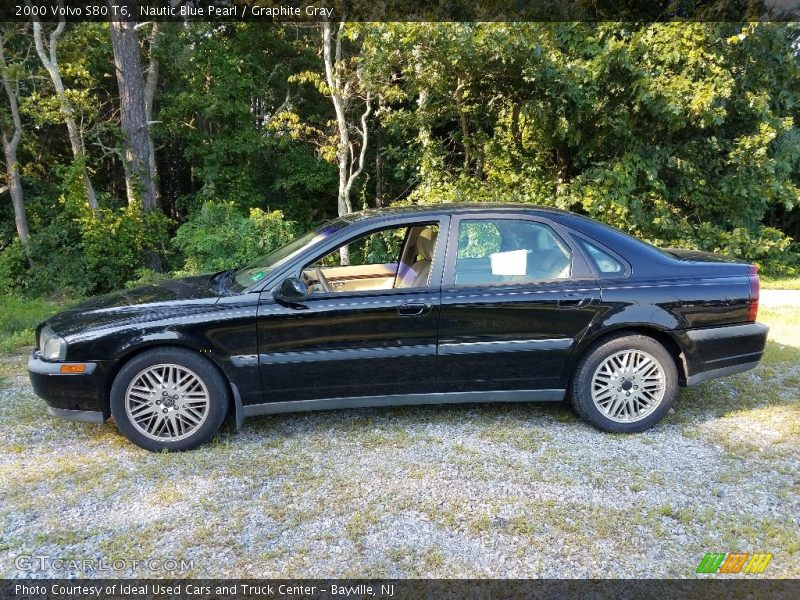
[760,276,800,290]
[0,296,61,354]
[759,305,800,350]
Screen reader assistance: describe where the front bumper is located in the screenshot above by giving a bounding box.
[28,351,110,422]
[677,322,769,386]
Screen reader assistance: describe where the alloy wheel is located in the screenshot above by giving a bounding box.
[124,363,210,441]
[590,349,666,423]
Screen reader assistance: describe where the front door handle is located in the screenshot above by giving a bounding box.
[397,301,432,316]
[558,293,592,309]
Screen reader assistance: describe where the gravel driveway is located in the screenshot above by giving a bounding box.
[1,306,798,579]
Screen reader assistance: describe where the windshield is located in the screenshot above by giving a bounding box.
[230,219,348,291]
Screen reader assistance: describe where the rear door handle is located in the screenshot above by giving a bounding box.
[558,293,592,309]
[397,301,432,316]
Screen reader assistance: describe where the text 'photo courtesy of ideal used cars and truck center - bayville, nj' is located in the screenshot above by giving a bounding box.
[1,1,799,599]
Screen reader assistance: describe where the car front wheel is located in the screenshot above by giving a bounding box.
[110,347,229,451]
[570,334,678,433]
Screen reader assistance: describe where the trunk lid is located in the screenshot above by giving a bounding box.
[662,248,745,264]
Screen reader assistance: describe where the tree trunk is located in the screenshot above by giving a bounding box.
[108,7,158,213]
[413,43,432,183]
[454,77,471,174]
[2,140,32,264]
[374,116,384,208]
[108,1,162,271]
[0,31,32,265]
[321,20,373,265]
[144,21,160,206]
[31,13,98,212]
[323,19,364,265]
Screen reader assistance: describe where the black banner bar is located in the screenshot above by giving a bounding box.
[2,579,799,600]
[3,0,800,23]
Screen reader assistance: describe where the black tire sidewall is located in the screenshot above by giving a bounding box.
[572,335,678,433]
[110,347,230,451]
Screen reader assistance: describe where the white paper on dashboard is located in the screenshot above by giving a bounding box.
[490,249,528,276]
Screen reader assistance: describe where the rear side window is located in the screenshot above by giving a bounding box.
[579,239,625,275]
[454,219,571,285]
[457,222,502,258]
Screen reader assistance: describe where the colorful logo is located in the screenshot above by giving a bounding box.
[696,552,772,574]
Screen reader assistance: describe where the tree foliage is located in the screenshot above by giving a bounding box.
[173,201,295,273]
[1,21,799,298]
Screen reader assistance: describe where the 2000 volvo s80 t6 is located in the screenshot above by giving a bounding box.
[29,204,769,450]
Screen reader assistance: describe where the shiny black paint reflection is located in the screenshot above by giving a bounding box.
[29,357,113,414]
[50,278,262,408]
[438,281,600,390]
[29,204,766,422]
[256,289,440,401]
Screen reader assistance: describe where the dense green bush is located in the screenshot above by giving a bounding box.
[0,239,29,295]
[681,225,800,276]
[25,216,90,298]
[0,201,171,298]
[79,203,171,292]
[173,201,296,273]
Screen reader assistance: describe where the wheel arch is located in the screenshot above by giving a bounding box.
[570,325,688,387]
[102,341,239,421]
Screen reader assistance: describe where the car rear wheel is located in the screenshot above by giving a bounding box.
[110,347,229,451]
[570,334,678,433]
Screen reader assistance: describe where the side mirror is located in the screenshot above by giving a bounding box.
[273,277,308,303]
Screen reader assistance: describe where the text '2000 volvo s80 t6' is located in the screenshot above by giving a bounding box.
[29,204,769,450]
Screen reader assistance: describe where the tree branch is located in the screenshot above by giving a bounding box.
[335,20,344,91]
[345,91,373,193]
[322,21,335,94]
[0,32,24,149]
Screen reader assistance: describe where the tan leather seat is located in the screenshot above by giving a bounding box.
[397,227,437,288]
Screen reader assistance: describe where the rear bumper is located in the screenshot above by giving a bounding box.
[677,322,769,386]
[28,351,110,422]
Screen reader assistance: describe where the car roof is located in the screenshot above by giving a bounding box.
[345,202,570,221]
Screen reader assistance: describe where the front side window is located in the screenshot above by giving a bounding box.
[231,219,348,291]
[454,219,571,285]
[303,223,440,294]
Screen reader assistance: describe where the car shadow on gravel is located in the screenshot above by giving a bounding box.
[238,399,577,438]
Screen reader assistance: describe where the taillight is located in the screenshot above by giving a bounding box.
[747,265,759,322]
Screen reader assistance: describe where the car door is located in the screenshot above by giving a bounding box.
[437,214,600,395]
[256,216,449,403]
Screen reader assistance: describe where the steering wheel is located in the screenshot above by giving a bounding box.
[315,267,333,293]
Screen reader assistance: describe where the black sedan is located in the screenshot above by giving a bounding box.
[29,204,769,450]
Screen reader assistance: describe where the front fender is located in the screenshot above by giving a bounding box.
[62,295,261,408]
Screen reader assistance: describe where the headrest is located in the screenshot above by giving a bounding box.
[416,227,437,261]
[535,227,548,250]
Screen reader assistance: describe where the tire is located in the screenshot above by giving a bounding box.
[569,334,678,433]
[110,347,230,451]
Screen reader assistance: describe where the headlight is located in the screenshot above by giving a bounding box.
[39,325,67,361]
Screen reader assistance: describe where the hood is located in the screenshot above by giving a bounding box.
[47,274,220,337]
